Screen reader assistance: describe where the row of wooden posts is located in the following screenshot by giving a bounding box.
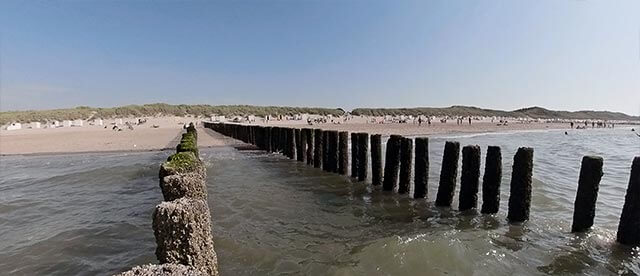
[203,122,640,246]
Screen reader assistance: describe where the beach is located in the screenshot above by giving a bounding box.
[0,116,240,155]
[2,114,630,155]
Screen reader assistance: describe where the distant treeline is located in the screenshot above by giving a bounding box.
[0,103,345,125]
[1,103,638,125]
[352,106,640,121]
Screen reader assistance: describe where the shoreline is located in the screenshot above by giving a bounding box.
[2,116,636,156]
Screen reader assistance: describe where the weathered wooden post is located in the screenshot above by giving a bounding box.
[459,145,481,211]
[287,128,296,159]
[271,127,279,153]
[414,137,429,199]
[435,141,460,207]
[481,146,502,214]
[507,147,534,223]
[398,137,413,194]
[282,127,289,157]
[338,131,349,175]
[571,156,603,232]
[280,127,286,154]
[306,129,314,165]
[371,134,383,186]
[322,131,330,171]
[351,133,359,177]
[314,129,323,168]
[295,129,304,161]
[383,135,402,191]
[357,132,369,181]
[616,157,640,245]
[328,131,339,173]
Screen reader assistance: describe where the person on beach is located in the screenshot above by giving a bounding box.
[418,117,423,126]
[570,122,574,128]
[468,117,472,125]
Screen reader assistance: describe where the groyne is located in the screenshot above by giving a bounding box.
[204,122,640,247]
[118,124,218,276]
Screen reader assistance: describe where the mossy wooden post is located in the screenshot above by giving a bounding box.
[481,146,502,214]
[571,156,603,232]
[322,131,329,171]
[398,137,413,194]
[617,157,640,245]
[435,141,460,207]
[295,129,304,162]
[414,137,429,198]
[351,133,359,178]
[338,131,349,175]
[459,145,481,211]
[507,147,534,223]
[328,131,339,173]
[371,134,383,186]
[383,135,402,191]
[314,129,323,168]
[357,132,369,181]
[287,128,296,159]
[306,129,314,165]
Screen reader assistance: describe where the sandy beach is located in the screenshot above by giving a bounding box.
[0,115,575,155]
[0,116,242,155]
[247,115,571,136]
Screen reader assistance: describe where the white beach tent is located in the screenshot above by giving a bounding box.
[6,123,22,131]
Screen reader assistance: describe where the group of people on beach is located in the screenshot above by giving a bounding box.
[569,121,615,129]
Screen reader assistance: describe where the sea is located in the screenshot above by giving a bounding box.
[1,126,639,275]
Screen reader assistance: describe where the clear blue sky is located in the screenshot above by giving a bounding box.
[1,0,639,115]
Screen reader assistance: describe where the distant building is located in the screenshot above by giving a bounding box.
[72,120,84,127]
[51,121,60,127]
[31,122,41,129]
[63,120,72,127]
[6,123,22,131]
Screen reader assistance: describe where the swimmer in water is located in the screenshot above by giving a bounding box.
[565,131,568,135]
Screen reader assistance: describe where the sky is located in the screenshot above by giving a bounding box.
[0,0,639,115]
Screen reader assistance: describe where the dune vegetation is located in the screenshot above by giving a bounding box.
[0,103,345,125]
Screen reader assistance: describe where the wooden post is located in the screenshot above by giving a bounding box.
[313,129,323,168]
[435,141,460,207]
[481,146,502,214]
[383,135,402,191]
[287,128,296,159]
[351,133,359,177]
[328,131,339,173]
[371,134,383,186]
[271,127,279,153]
[322,131,329,171]
[338,131,349,175]
[414,137,429,199]
[357,132,369,181]
[398,137,413,194]
[296,129,304,162]
[306,129,314,165]
[571,156,603,232]
[458,145,481,211]
[617,157,640,245]
[507,147,534,223]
